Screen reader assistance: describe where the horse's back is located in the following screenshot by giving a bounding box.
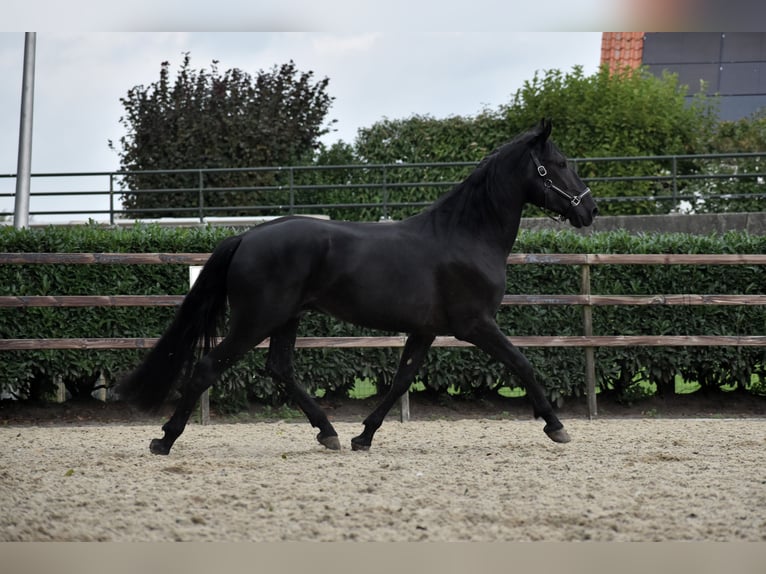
[227,216,335,289]
[226,216,446,332]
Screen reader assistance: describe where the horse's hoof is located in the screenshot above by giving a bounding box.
[350,437,370,452]
[317,433,341,451]
[149,438,171,455]
[545,428,571,443]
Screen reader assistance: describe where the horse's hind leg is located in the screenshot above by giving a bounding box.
[266,318,340,451]
[149,325,266,455]
[351,333,434,451]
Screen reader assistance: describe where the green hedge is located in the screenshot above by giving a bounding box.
[507,230,766,403]
[1,223,764,409]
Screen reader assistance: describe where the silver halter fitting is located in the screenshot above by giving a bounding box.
[530,150,591,222]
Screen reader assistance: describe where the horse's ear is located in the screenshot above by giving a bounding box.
[542,118,552,139]
[531,118,552,146]
[538,118,552,140]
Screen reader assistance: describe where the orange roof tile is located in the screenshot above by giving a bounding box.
[601,32,645,71]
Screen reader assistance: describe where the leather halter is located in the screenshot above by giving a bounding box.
[529,150,591,222]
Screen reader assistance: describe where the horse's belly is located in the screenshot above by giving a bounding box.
[310,287,446,334]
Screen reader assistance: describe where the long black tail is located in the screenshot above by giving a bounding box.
[117,235,243,411]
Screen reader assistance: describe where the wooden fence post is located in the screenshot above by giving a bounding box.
[55,376,66,403]
[399,388,410,422]
[189,266,210,425]
[581,263,597,419]
[376,219,410,424]
[399,334,410,422]
[95,371,107,402]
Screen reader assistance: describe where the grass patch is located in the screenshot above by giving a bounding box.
[608,372,759,398]
[348,378,378,400]
[497,386,526,398]
[674,376,700,395]
[315,371,763,402]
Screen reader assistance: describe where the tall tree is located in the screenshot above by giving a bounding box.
[111,54,335,218]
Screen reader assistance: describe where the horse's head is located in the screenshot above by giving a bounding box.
[523,119,598,228]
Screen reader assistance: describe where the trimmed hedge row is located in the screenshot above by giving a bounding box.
[1,223,764,409]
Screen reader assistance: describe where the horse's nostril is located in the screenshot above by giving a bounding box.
[592,207,599,217]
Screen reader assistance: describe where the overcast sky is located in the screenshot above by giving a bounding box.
[0,31,605,222]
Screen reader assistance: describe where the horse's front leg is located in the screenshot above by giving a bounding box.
[460,319,570,443]
[351,333,434,451]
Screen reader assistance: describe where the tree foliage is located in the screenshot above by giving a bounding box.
[346,65,720,216]
[501,65,720,215]
[111,54,335,218]
[111,57,762,221]
[501,65,717,158]
[695,110,766,213]
[353,111,505,164]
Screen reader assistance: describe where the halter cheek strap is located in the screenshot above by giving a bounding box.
[529,150,591,222]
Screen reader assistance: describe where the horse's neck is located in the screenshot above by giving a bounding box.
[411,185,524,256]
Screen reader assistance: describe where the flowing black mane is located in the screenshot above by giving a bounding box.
[413,128,536,242]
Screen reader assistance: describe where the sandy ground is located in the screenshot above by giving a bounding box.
[1,417,765,542]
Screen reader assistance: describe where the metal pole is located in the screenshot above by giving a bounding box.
[13,32,36,229]
[198,170,204,222]
[109,174,115,225]
[672,156,678,208]
[381,166,389,220]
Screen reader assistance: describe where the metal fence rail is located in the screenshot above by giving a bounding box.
[2,151,764,223]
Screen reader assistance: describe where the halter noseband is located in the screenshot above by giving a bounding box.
[529,150,591,223]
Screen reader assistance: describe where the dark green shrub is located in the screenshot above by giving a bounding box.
[1,224,764,407]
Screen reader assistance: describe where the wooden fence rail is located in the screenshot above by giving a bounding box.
[3,293,766,308]
[2,252,766,265]
[1,252,765,419]
[1,335,765,352]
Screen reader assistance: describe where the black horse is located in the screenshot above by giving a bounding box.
[118,119,597,455]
